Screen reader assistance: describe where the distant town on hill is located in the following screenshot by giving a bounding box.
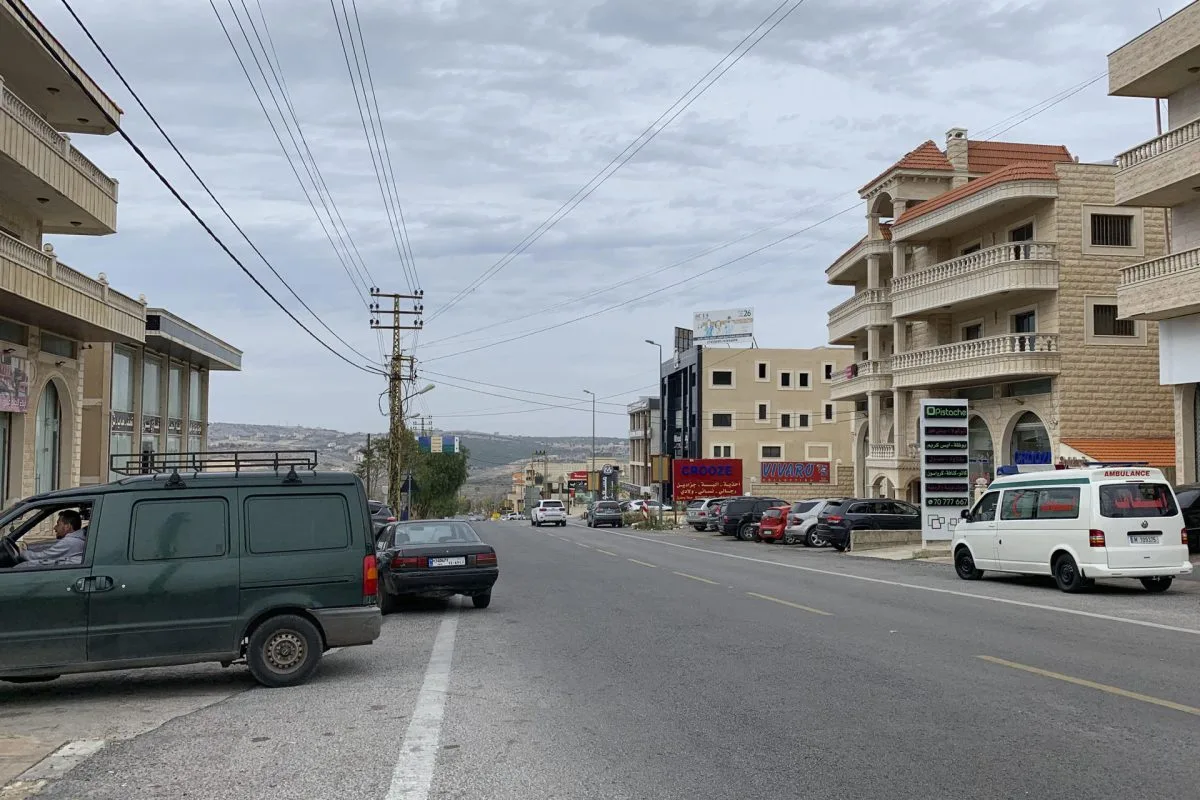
[206,422,630,483]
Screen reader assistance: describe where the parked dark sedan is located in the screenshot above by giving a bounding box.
[587,500,624,528]
[375,520,498,611]
[814,499,921,552]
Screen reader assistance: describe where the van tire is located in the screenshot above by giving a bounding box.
[247,614,323,688]
[1140,576,1173,593]
[1052,554,1086,593]
[954,547,983,580]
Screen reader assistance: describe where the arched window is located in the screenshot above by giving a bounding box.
[968,416,994,485]
[34,381,61,494]
[1009,411,1051,465]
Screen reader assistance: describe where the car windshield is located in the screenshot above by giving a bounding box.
[1098,483,1178,518]
[542,501,563,508]
[791,501,818,513]
[392,521,481,545]
[596,502,620,510]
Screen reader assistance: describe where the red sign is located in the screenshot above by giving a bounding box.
[569,471,588,481]
[672,458,743,501]
[760,461,831,483]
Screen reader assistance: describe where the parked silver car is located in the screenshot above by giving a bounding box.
[785,498,846,546]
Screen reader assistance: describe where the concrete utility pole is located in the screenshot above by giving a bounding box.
[370,288,424,514]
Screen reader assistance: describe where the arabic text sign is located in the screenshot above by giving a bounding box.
[692,308,753,343]
[920,399,970,542]
[0,359,29,413]
[672,458,743,501]
[760,461,830,483]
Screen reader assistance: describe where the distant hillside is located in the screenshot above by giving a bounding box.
[207,422,629,475]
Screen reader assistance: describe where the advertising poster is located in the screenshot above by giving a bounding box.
[599,464,620,500]
[692,308,753,344]
[760,461,831,483]
[567,470,588,492]
[0,358,29,413]
[671,458,743,501]
[919,399,971,543]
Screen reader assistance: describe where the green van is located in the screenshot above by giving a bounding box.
[0,451,382,688]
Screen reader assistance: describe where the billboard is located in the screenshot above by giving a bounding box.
[418,435,459,454]
[567,470,588,491]
[760,461,831,483]
[599,464,620,500]
[672,458,743,501]
[919,399,971,543]
[692,308,753,344]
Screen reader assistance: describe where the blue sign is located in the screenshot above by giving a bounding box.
[1013,450,1052,465]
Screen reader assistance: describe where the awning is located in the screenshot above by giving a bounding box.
[1060,438,1175,468]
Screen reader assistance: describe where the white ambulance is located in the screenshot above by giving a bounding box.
[951,464,1193,593]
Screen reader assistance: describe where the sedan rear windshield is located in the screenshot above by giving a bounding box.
[687,500,705,508]
[542,501,564,508]
[596,502,620,510]
[1098,483,1178,518]
[392,522,481,545]
[790,501,817,513]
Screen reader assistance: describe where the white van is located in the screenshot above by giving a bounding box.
[951,465,1193,593]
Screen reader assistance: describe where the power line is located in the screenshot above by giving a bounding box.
[422,71,1112,363]
[39,0,386,376]
[211,0,385,366]
[419,369,630,407]
[425,375,630,417]
[425,0,811,324]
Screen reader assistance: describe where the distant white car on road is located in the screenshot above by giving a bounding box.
[531,500,567,527]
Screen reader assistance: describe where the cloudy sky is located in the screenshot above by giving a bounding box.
[29,0,1187,437]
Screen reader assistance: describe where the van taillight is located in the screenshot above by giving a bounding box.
[1183,529,1189,546]
[1089,529,1106,547]
[363,555,378,597]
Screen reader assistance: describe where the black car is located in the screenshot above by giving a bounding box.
[1173,484,1200,554]
[375,520,498,611]
[814,499,921,552]
[719,496,788,540]
[587,500,624,528]
[368,500,397,536]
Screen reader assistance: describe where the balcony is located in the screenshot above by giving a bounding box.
[0,231,144,342]
[864,442,918,472]
[892,333,1060,389]
[826,236,891,286]
[0,77,118,234]
[830,358,893,401]
[1108,1,1200,98]
[1114,119,1200,208]
[1118,246,1200,321]
[891,242,1058,318]
[827,288,892,344]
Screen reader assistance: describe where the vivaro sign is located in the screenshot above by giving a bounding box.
[671,458,743,501]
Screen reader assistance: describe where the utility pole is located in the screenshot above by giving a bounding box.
[365,433,372,499]
[370,288,424,514]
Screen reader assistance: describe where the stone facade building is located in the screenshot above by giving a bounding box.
[825,128,1174,500]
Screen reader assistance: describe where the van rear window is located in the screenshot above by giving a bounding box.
[246,494,351,553]
[1099,483,1178,518]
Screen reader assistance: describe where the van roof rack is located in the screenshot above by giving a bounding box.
[110,449,319,477]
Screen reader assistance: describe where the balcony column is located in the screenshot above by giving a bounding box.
[867,211,881,239]
[867,326,882,361]
[866,254,882,289]
[893,389,910,457]
[867,391,884,445]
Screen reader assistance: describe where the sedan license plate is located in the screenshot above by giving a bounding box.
[428,556,466,567]
[1127,534,1160,545]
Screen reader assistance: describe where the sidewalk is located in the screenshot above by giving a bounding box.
[846,543,952,563]
[0,736,60,788]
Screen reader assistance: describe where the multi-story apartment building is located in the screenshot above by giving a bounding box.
[825,128,1175,501]
[661,345,856,500]
[1108,0,1200,483]
[0,0,137,507]
[79,308,242,484]
[626,395,661,492]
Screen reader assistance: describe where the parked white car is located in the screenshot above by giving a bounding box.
[952,465,1193,593]
[531,500,567,527]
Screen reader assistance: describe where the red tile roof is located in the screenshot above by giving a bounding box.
[879,222,892,241]
[1061,438,1176,468]
[893,162,1061,227]
[967,141,1073,174]
[859,140,953,194]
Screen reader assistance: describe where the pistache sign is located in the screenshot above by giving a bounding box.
[920,399,971,543]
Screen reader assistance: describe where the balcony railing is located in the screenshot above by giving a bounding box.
[1,79,118,200]
[1121,246,1200,286]
[868,443,895,459]
[830,358,892,400]
[893,333,1059,371]
[1117,118,1200,171]
[828,288,891,343]
[892,242,1056,293]
[0,231,143,319]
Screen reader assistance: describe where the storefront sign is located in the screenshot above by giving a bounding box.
[760,461,830,483]
[1013,449,1052,465]
[920,399,970,542]
[599,464,620,501]
[671,458,743,501]
[0,358,29,413]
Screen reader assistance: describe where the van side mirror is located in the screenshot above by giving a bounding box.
[960,508,971,520]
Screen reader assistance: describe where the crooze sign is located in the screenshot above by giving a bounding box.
[672,458,743,501]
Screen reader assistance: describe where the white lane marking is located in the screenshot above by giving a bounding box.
[19,739,106,782]
[601,530,1200,636]
[386,607,461,800]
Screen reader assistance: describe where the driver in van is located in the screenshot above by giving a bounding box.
[9,510,86,569]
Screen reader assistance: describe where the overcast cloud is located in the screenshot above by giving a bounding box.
[28,0,1187,437]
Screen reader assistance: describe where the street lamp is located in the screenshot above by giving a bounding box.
[582,389,596,475]
[404,383,435,402]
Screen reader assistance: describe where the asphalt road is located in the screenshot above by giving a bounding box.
[15,519,1200,799]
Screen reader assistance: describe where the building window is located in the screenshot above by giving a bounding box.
[755,361,769,382]
[796,371,811,389]
[962,322,983,341]
[34,381,61,494]
[760,444,783,460]
[712,444,732,458]
[1009,411,1051,465]
[188,369,202,421]
[40,332,75,359]
[779,413,792,429]
[1009,222,1034,242]
[796,413,812,430]
[779,371,792,389]
[1011,309,1036,334]
[1090,213,1133,247]
[0,318,26,346]
[757,402,769,422]
[711,412,733,428]
[142,354,162,455]
[823,402,836,423]
[110,346,136,480]
[960,242,982,255]
[0,413,10,509]
[710,369,734,388]
[167,363,184,453]
[1093,304,1134,337]
[1085,296,1144,345]
[822,363,835,382]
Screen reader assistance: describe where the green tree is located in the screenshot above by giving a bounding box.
[355,433,469,519]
